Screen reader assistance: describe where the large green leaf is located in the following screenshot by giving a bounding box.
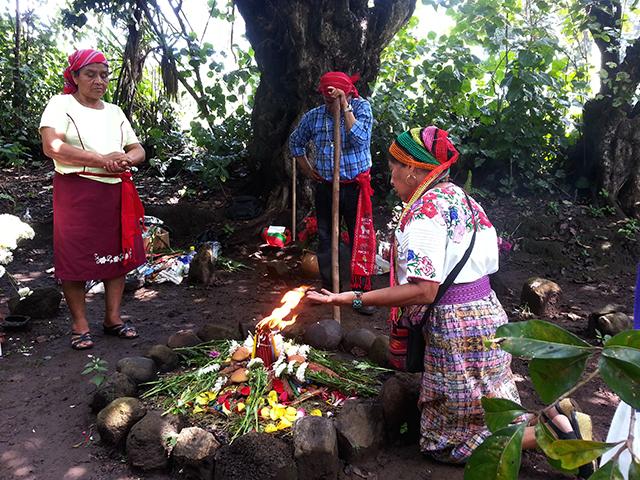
[629,457,640,480]
[599,346,640,410]
[494,320,592,359]
[463,424,525,480]
[589,460,625,480]
[547,439,619,470]
[534,422,578,475]
[529,354,590,403]
[604,330,640,349]
[481,397,527,433]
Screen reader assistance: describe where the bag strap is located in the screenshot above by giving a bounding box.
[417,190,478,328]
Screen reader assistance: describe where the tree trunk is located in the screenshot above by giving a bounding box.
[113,0,145,118]
[235,0,416,208]
[12,0,22,114]
[577,0,640,218]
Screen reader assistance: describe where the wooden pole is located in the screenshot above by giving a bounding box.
[291,156,296,242]
[331,107,341,323]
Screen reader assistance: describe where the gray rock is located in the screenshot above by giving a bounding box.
[294,416,339,480]
[368,335,390,368]
[91,372,137,413]
[588,310,632,337]
[197,324,235,342]
[167,329,202,349]
[342,328,377,354]
[172,427,220,480]
[126,411,183,471]
[189,243,217,286]
[380,373,421,443]
[335,399,385,461]
[96,397,146,446]
[214,432,296,480]
[116,357,157,386]
[8,287,62,319]
[147,344,179,372]
[520,277,562,317]
[303,319,342,351]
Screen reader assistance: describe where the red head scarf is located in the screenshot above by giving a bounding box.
[63,49,109,94]
[317,71,360,98]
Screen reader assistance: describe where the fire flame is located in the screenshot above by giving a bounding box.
[256,286,310,332]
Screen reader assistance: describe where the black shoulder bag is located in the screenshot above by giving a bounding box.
[404,192,478,373]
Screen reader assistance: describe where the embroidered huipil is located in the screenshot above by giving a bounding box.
[289,97,372,181]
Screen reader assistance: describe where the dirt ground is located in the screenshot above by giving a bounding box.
[0,164,637,480]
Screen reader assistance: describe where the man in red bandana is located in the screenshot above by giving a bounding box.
[289,71,376,314]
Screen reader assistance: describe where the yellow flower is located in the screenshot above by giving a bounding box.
[195,391,217,405]
[192,405,205,414]
[260,407,271,419]
[267,390,278,407]
[310,409,322,417]
[237,402,246,412]
[264,423,278,433]
[270,404,285,421]
[284,407,297,423]
[276,418,292,430]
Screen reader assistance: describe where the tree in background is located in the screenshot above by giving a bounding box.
[573,0,640,218]
[234,0,416,210]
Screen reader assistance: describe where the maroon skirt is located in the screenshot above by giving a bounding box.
[53,173,145,281]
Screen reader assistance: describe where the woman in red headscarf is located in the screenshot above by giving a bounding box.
[39,49,146,350]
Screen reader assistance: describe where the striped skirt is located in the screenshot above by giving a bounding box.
[389,277,521,463]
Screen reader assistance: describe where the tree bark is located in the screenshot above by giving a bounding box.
[577,0,640,218]
[235,0,416,207]
[113,0,145,118]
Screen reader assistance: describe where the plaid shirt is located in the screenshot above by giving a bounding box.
[289,97,373,181]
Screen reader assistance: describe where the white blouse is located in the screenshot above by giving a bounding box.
[39,94,139,184]
[394,182,499,285]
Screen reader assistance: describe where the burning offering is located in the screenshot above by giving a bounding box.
[143,286,390,441]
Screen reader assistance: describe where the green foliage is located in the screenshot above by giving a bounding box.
[617,218,640,241]
[81,356,108,387]
[372,0,591,194]
[0,5,66,166]
[466,321,640,479]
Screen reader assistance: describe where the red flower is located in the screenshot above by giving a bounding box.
[217,393,231,405]
[279,391,289,403]
[272,379,285,394]
[240,386,251,396]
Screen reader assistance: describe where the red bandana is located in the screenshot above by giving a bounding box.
[63,49,109,94]
[317,71,360,99]
[350,171,376,290]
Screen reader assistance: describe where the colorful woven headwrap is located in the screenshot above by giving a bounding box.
[317,71,360,98]
[63,49,109,94]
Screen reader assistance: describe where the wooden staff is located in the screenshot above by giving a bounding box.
[331,107,341,323]
[291,156,296,242]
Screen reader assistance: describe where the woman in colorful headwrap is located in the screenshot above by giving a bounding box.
[39,49,146,350]
[289,71,376,314]
[307,126,596,468]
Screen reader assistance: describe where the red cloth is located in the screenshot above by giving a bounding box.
[75,171,145,268]
[317,71,360,98]
[63,49,109,94]
[350,171,376,290]
[53,173,145,280]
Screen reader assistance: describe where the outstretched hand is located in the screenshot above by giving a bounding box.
[306,288,340,305]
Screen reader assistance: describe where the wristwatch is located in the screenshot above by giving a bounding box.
[352,290,363,310]
[343,104,353,113]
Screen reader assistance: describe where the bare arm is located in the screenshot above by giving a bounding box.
[306,280,439,308]
[40,126,105,168]
[123,143,145,167]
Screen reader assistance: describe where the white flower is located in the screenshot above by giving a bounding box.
[0,214,35,255]
[247,357,264,369]
[0,265,5,278]
[272,333,285,357]
[274,360,288,378]
[213,376,226,393]
[297,345,310,358]
[229,340,241,355]
[295,362,308,383]
[18,287,32,299]
[197,363,220,376]
[285,344,299,357]
[0,249,14,266]
[243,334,254,350]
